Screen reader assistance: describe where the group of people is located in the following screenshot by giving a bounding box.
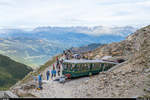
[46,57,63,80]
[63,50,73,60]
[37,57,63,90]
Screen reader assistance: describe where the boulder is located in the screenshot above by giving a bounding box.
[145,88,150,93]
[0,91,5,98]
[115,82,124,87]
[21,82,36,90]
[16,89,27,97]
[144,68,150,73]
[97,86,104,91]
[0,91,18,98]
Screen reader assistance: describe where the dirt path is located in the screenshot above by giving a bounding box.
[29,67,90,98]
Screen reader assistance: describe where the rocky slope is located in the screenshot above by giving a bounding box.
[80,25,150,97]
[83,25,150,62]
[70,43,103,53]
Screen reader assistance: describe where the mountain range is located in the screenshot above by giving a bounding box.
[0,26,137,67]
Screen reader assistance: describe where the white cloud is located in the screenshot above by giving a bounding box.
[0,0,149,28]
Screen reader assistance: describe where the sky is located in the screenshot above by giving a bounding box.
[0,0,150,28]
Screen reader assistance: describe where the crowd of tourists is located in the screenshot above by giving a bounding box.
[63,49,72,60]
[37,57,63,90]
[63,49,83,60]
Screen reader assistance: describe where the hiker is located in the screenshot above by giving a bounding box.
[56,58,59,69]
[51,64,56,79]
[38,74,43,90]
[60,59,64,64]
[56,57,59,63]
[51,64,54,79]
[46,70,50,80]
[57,64,61,76]
[66,54,69,60]
[53,65,56,77]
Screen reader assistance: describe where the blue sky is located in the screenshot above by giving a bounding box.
[0,0,150,28]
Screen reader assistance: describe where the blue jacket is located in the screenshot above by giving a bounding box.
[51,70,56,74]
[53,70,56,74]
[38,75,42,82]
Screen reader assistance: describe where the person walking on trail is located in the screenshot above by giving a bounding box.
[38,74,43,90]
[46,70,50,80]
[53,65,56,77]
[56,57,59,68]
[57,64,61,76]
[51,64,56,79]
[60,59,64,64]
[51,64,54,79]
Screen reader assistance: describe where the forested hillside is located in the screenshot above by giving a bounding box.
[0,54,32,90]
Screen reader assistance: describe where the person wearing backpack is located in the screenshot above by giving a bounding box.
[46,70,50,80]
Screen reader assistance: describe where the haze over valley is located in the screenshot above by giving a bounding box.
[0,26,137,67]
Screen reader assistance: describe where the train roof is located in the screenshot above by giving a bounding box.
[63,59,118,64]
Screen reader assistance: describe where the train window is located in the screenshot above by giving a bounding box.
[80,64,83,70]
[87,64,91,70]
[84,64,87,70]
[83,64,87,70]
[77,64,80,71]
[92,64,94,67]
[82,64,84,70]
[70,64,73,71]
[79,64,81,71]
[90,64,93,70]
[73,64,78,71]
[63,64,67,70]
[72,64,75,71]
[67,64,70,71]
[79,64,82,71]
[82,64,86,71]
[104,64,108,71]
[93,63,97,69]
[95,63,99,69]
[68,64,72,71]
[76,64,80,71]
[66,64,68,70]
